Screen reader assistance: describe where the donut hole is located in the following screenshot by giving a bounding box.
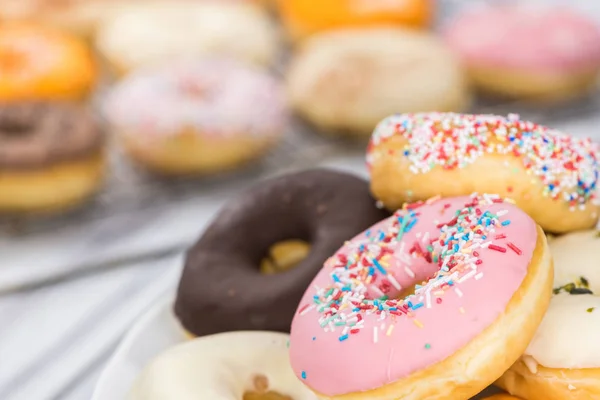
[396,283,418,299]
[259,240,311,275]
[243,374,294,400]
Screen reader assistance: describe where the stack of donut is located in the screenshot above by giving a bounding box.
[0,23,104,213]
[128,112,599,399]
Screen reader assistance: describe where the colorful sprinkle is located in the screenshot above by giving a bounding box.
[506,242,523,255]
[425,343,431,349]
[301,194,516,343]
[488,244,507,253]
[368,113,599,209]
[301,371,307,379]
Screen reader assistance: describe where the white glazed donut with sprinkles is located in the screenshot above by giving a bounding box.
[290,194,553,400]
[367,112,599,233]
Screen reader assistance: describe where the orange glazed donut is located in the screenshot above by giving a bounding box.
[0,23,96,102]
[277,0,433,40]
[367,112,600,233]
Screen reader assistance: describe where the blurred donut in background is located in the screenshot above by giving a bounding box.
[96,1,279,76]
[0,0,124,38]
[287,28,469,137]
[0,102,105,213]
[103,58,287,176]
[444,4,600,102]
[0,23,97,102]
[277,0,433,41]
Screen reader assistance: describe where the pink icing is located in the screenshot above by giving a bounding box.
[103,57,287,139]
[289,195,537,395]
[443,4,600,73]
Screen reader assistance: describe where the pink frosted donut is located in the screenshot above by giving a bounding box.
[103,57,287,175]
[289,194,553,399]
[444,4,600,99]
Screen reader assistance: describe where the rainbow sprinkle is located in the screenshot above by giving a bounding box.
[367,113,599,210]
[298,194,520,342]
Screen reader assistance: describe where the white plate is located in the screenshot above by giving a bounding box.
[92,296,186,400]
[94,294,504,400]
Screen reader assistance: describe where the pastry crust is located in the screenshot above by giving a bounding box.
[312,225,553,400]
[0,153,105,213]
[497,359,600,400]
[467,66,599,102]
[119,129,278,176]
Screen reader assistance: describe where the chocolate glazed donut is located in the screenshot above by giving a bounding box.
[174,169,390,336]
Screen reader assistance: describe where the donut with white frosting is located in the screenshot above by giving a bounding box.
[128,331,317,400]
[104,58,287,175]
[96,1,278,75]
[498,229,600,400]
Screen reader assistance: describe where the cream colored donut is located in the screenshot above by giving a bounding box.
[96,1,278,75]
[128,331,317,400]
[367,112,600,233]
[286,28,470,137]
[497,230,600,400]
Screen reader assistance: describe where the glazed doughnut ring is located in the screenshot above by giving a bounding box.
[175,169,389,337]
[367,112,600,233]
[497,230,600,400]
[290,194,553,400]
[128,331,317,399]
[0,23,96,101]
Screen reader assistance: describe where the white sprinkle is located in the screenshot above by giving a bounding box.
[404,266,416,278]
[426,291,432,308]
[496,209,508,216]
[568,384,576,390]
[480,240,492,248]
[387,274,402,290]
[455,288,463,298]
[373,327,379,343]
[458,270,476,283]
[422,231,430,244]
[475,272,484,280]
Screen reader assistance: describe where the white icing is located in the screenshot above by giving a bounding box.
[103,58,287,138]
[96,2,278,70]
[128,331,317,400]
[525,230,600,369]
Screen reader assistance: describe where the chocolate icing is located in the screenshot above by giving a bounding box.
[0,102,104,170]
[174,169,390,336]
